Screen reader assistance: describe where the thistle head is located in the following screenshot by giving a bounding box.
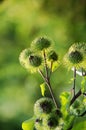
[43,114,58,129]
[19,48,42,73]
[64,43,86,69]
[19,48,32,68]
[55,109,62,118]
[48,50,58,61]
[69,42,86,54]
[32,37,51,51]
[29,55,42,67]
[68,50,83,64]
[35,118,43,130]
[34,97,54,117]
[47,116,58,128]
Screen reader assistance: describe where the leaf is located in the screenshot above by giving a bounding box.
[81,76,86,93]
[68,78,74,84]
[64,115,75,130]
[60,92,71,118]
[22,117,35,130]
[40,82,46,96]
[72,117,86,130]
[83,98,86,108]
[52,61,59,72]
[60,92,71,107]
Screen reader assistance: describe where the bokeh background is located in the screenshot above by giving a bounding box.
[0,0,86,130]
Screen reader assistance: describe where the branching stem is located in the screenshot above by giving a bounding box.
[38,69,58,110]
[43,50,48,78]
[49,61,53,77]
[80,110,86,117]
[70,89,82,105]
[73,67,76,96]
[41,50,58,109]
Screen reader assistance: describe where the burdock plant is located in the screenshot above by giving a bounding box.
[19,38,86,130]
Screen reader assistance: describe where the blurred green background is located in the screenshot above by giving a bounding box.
[0,0,86,130]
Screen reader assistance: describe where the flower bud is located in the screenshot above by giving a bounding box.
[55,109,62,118]
[68,50,83,64]
[47,116,58,128]
[32,37,51,51]
[48,50,58,61]
[43,114,58,129]
[19,48,32,68]
[29,55,42,67]
[34,97,54,117]
[69,43,86,54]
[35,118,43,130]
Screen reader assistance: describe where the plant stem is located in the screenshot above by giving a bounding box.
[43,50,48,78]
[46,78,58,110]
[67,126,73,130]
[80,110,86,117]
[49,61,53,77]
[38,69,58,110]
[42,50,59,109]
[73,67,76,97]
[70,89,82,105]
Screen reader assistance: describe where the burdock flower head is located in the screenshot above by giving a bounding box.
[43,114,58,129]
[31,36,52,51]
[34,97,54,117]
[47,50,59,72]
[64,43,86,69]
[48,50,58,62]
[19,48,32,68]
[68,50,83,64]
[19,48,42,73]
[69,42,86,54]
[29,55,42,67]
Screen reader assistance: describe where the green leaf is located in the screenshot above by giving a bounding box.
[68,78,74,84]
[64,115,75,130]
[52,61,59,72]
[60,92,71,118]
[70,100,81,116]
[40,82,46,96]
[72,117,86,130]
[83,98,86,108]
[22,117,35,130]
[60,92,71,107]
[81,76,86,93]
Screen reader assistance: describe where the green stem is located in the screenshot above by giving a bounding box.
[38,69,58,110]
[43,50,48,78]
[49,60,53,77]
[73,67,76,97]
[70,89,82,105]
[80,110,86,117]
[39,50,58,109]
